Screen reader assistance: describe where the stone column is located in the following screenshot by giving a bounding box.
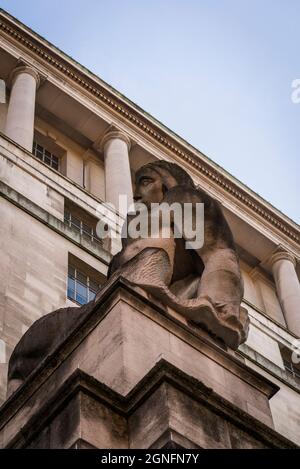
[101,130,133,217]
[270,250,300,337]
[5,65,40,151]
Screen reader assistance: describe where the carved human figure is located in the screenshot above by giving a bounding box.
[7,161,249,397]
[106,161,249,348]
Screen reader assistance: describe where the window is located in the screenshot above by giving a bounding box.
[32,141,59,170]
[64,201,103,247]
[67,265,99,305]
[280,346,300,383]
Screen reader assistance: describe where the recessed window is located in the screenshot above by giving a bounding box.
[64,210,101,245]
[64,200,103,247]
[280,346,300,383]
[32,141,59,170]
[67,264,99,305]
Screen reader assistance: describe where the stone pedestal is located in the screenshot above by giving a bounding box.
[0,279,295,448]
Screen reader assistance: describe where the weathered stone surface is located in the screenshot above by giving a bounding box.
[0,361,295,449]
[0,185,108,402]
[107,161,249,349]
[0,281,295,449]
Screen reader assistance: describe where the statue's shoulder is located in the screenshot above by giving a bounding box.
[8,302,93,385]
[162,184,216,207]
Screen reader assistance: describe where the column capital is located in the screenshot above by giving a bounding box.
[9,65,41,89]
[99,128,131,153]
[270,250,296,268]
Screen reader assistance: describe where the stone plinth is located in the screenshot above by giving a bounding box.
[0,279,295,448]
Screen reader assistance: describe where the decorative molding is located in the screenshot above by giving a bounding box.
[99,128,131,153]
[0,12,299,246]
[8,58,47,89]
[8,64,40,89]
[270,250,296,268]
[242,297,298,341]
[239,344,300,395]
[0,180,112,266]
[261,245,298,270]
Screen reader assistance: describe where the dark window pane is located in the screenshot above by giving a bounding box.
[89,280,98,292]
[72,217,81,230]
[68,265,75,277]
[68,276,75,291]
[67,287,75,300]
[32,142,59,171]
[44,154,51,165]
[77,280,87,299]
[77,271,87,285]
[82,223,92,236]
[52,159,59,170]
[67,276,75,300]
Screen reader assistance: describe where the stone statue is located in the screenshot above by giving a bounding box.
[7,161,249,397]
[105,161,249,347]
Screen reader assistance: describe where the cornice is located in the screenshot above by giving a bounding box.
[0,11,299,247]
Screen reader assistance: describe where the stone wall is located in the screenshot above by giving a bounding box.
[0,196,109,402]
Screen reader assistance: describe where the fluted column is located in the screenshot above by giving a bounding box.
[5,65,40,151]
[270,250,300,337]
[101,130,133,217]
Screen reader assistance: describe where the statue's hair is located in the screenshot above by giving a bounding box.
[135,160,195,189]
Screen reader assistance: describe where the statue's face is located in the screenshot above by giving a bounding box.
[134,168,165,206]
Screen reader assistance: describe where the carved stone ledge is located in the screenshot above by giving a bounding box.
[0,358,295,448]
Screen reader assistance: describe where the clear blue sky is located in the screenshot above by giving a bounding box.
[1,0,299,223]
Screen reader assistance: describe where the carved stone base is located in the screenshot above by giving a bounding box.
[0,279,295,448]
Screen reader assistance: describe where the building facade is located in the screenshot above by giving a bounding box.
[0,10,300,446]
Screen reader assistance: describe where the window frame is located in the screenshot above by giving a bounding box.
[32,140,60,171]
[67,264,99,305]
[280,346,300,383]
[64,210,102,246]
